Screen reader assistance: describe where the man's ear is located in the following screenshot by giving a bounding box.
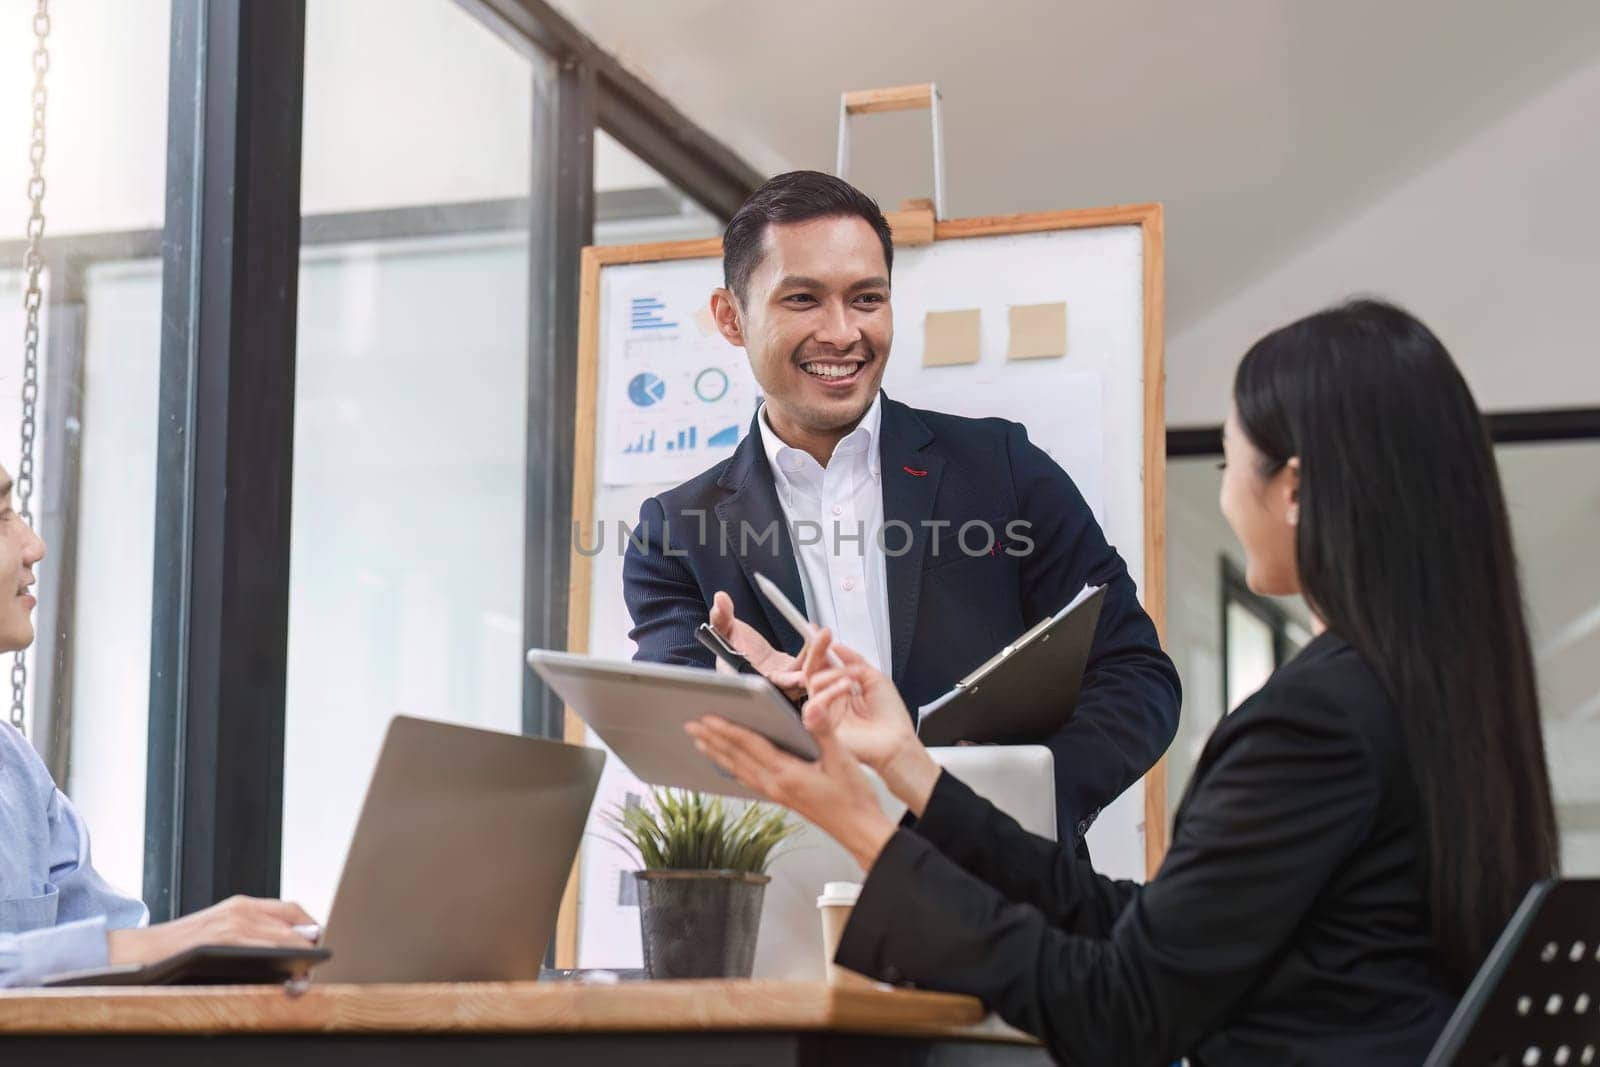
[710,288,746,348]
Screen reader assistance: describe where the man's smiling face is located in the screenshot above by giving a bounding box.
[714,214,892,440]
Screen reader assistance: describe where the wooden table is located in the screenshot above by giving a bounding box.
[0,979,1050,1066]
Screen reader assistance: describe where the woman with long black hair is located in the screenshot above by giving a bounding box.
[687,299,1560,1064]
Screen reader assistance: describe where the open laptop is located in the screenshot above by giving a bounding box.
[314,715,604,983]
[752,745,1058,981]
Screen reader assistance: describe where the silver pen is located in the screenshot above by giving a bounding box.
[752,573,860,693]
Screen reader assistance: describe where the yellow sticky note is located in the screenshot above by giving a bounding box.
[1008,302,1067,361]
[923,309,981,367]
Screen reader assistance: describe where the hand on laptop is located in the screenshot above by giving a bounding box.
[799,631,941,819]
[107,896,320,966]
[710,590,807,699]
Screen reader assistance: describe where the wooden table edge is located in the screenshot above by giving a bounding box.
[0,979,1039,1046]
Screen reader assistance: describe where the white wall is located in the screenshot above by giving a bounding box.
[1167,54,1600,426]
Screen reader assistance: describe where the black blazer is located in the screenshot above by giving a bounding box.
[837,632,1458,1066]
[621,395,1181,837]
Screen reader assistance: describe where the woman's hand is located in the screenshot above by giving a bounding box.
[710,590,806,699]
[800,630,942,817]
[107,895,319,966]
[685,713,896,871]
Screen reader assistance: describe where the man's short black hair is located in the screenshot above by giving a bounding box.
[722,170,894,302]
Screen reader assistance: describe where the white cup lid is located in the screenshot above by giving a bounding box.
[816,881,862,907]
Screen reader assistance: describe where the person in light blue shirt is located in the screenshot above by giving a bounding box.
[0,465,317,986]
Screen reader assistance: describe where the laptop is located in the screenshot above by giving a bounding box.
[313,715,605,983]
[752,745,1057,980]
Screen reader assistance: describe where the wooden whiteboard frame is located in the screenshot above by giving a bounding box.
[556,204,1168,968]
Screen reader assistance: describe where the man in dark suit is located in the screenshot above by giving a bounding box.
[621,171,1179,840]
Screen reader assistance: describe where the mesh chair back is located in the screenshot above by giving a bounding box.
[1426,880,1600,1066]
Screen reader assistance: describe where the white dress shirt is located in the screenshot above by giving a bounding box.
[757,395,893,673]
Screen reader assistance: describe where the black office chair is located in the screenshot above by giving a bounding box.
[1426,879,1600,1066]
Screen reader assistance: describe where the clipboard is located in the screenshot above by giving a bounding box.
[915,585,1106,747]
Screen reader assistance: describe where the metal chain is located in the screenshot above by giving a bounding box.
[12,0,50,734]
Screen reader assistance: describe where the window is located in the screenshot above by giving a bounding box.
[1498,440,1600,875]
[279,0,542,920]
[1221,559,1308,714]
[593,130,721,247]
[1163,434,1600,874]
[0,0,170,900]
[1164,456,1313,814]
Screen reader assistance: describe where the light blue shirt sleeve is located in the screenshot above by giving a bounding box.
[1,723,148,986]
[0,915,110,988]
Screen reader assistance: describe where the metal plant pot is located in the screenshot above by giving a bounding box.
[634,869,770,980]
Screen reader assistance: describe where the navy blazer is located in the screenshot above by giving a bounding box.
[621,394,1181,837]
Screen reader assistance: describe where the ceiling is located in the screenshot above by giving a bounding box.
[551,0,1600,334]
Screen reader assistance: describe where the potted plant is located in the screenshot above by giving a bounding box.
[609,789,801,979]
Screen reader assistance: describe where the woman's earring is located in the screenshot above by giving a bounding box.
[1287,504,1299,526]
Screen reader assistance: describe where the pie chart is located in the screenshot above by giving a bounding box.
[628,373,667,407]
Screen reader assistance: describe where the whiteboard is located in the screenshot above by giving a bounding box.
[566,208,1165,968]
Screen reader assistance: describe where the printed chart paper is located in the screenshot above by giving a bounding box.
[601,280,759,487]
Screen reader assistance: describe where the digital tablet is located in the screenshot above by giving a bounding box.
[527,649,820,799]
[42,945,330,987]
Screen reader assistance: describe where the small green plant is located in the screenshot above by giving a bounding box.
[608,789,801,874]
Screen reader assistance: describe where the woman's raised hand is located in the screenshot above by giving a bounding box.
[798,630,942,817]
[685,710,895,871]
[797,630,914,771]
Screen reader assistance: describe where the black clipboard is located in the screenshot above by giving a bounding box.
[915,585,1106,747]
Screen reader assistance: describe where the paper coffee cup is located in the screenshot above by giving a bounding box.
[816,881,874,988]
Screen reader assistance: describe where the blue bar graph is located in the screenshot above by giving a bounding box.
[622,430,656,454]
[664,427,697,452]
[630,297,678,331]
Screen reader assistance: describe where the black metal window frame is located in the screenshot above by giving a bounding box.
[135,0,760,919]
[1167,408,1600,458]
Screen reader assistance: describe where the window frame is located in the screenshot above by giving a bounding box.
[135,0,761,918]
[1218,556,1299,714]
